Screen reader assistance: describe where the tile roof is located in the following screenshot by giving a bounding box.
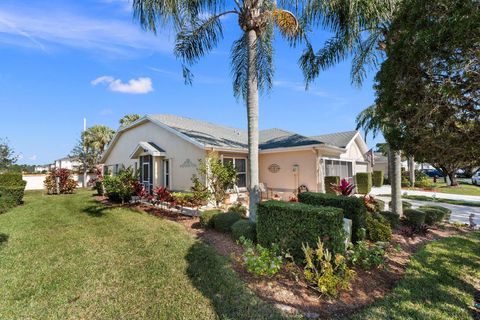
[148,115,356,151]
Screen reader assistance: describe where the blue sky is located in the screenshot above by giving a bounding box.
[0,0,383,165]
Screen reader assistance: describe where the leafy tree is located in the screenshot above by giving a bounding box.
[132,0,392,220]
[0,138,19,172]
[119,114,141,127]
[193,156,237,207]
[374,0,480,186]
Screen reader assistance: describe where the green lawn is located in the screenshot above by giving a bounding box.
[404,179,480,196]
[0,190,290,320]
[350,231,480,320]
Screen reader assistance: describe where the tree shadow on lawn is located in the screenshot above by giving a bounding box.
[185,241,294,320]
[353,232,480,319]
[82,204,109,217]
[0,233,9,244]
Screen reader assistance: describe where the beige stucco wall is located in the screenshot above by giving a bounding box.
[103,121,205,191]
[340,140,364,162]
[259,150,317,197]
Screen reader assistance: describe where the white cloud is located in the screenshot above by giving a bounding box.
[91,76,154,94]
[29,155,37,161]
[0,4,172,57]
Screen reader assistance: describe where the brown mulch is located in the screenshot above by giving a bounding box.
[96,196,466,319]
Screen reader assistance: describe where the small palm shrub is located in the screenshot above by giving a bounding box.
[238,237,282,277]
[213,212,242,233]
[231,219,256,241]
[365,213,392,242]
[199,209,222,228]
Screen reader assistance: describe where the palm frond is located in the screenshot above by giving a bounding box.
[273,9,299,37]
[356,104,383,139]
[351,31,383,86]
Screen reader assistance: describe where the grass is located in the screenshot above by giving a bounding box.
[350,231,480,320]
[403,179,480,197]
[0,190,291,320]
[401,195,480,207]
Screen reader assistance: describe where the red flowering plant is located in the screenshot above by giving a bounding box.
[331,179,356,196]
[152,186,172,208]
[88,166,104,195]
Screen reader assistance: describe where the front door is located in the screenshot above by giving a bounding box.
[140,155,153,192]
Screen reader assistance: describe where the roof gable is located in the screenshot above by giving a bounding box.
[310,131,358,148]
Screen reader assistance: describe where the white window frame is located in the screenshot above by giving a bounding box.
[222,157,247,191]
[163,159,170,189]
[322,158,354,182]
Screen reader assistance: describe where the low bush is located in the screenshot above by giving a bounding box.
[356,172,372,194]
[403,209,426,228]
[0,173,26,214]
[231,219,256,241]
[229,202,248,217]
[0,172,23,186]
[103,168,137,203]
[419,205,451,220]
[298,192,366,243]
[213,212,242,233]
[402,201,412,210]
[418,206,446,225]
[372,171,384,187]
[44,169,77,194]
[238,237,282,277]
[365,214,392,242]
[257,200,345,259]
[301,239,355,297]
[349,241,387,270]
[374,198,385,212]
[379,211,400,229]
[199,209,222,228]
[324,176,340,194]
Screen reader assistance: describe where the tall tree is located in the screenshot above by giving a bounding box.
[132,0,392,220]
[83,125,115,155]
[119,114,141,127]
[0,138,19,172]
[374,0,480,186]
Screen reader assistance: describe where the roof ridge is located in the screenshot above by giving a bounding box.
[150,114,246,133]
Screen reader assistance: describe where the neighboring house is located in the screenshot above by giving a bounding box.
[100,115,370,199]
[373,152,411,178]
[34,164,52,173]
[54,156,82,172]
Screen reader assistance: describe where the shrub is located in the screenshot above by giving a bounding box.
[324,176,340,194]
[301,239,355,297]
[379,211,400,229]
[403,209,426,228]
[298,192,367,243]
[103,168,137,204]
[330,178,355,196]
[257,200,345,259]
[365,214,392,242]
[44,169,77,194]
[419,205,451,220]
[402,201,412,210]
[372,171,384,187]
[238,237,282,277]
[213,212,242,233]
[349,241,387,270]
[356,172,372,194]
[0,182,27,213]
[418,206,446,225]
[231,219,256,241]
[374,198,385,212]
[0,172,23,186]
[199,209,222,228]
[171,192,196,207]
[229,202,248,217]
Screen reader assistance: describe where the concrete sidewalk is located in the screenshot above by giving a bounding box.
[371,185,480,202]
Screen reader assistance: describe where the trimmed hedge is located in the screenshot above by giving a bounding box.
[365,213,392,242]
[404,209,426,228]
[298,192,366,242]
[380,210,400,229]
[257,200,345,258]
[402,201,413,210]
[324,176,340,194]
[356,172,372,194]
[372,171,384,187]
[0,172,23,186]
[213,212,242,233]
[418,206,446,225]
[419,205,451,220]
[199,209,222,228]
[0,174,26,214]
[231,219,256,241]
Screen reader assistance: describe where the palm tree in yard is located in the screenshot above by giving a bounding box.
[356,104,403,216]
[83,125,115,155]
[119,114,141,127]
[132,0,395,220]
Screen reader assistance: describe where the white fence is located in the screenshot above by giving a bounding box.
[23,174,97,191]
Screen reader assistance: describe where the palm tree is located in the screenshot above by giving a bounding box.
[119,114,141,127]
[356,105,402,216]
[132,0,394,220]
[83,125,115,155]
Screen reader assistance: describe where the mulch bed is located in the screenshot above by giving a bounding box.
[96,195,467,319]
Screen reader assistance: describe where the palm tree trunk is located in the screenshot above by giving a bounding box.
[387,148,393,185]
[246,29,260,221]
[408,156,415,187]
[391,150,403,216]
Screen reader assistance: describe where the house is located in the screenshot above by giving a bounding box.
[53,156,82,172]
[100,115,370,199]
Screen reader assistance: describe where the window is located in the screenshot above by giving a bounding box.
[114,164,119,176]
[223,157,247,188]
[324,159,353,182]
[164,159,170,188]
